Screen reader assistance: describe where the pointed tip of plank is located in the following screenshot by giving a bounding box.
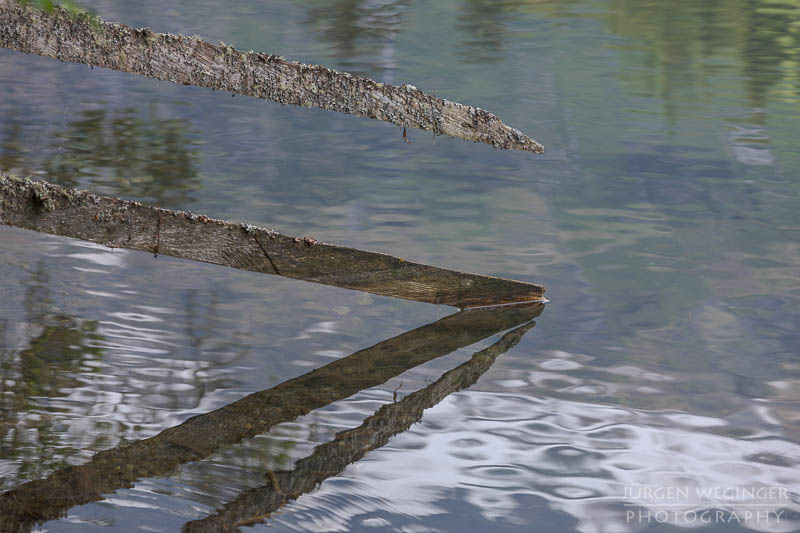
[440,101,544,154]
[484,117,544,154]
[501,125,545,154]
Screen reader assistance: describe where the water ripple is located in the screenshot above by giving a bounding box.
[273,391,800,533]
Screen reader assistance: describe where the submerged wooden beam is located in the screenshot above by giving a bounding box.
[0,0,543,153]
[185,320,537,532]
[0,302,544,532]
[0,175,546,307]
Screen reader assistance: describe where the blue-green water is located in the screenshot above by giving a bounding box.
[1,1,799,531]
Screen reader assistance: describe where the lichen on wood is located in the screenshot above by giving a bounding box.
[0,174,546,307]
[0,0,543,153]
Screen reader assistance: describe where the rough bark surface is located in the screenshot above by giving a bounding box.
[185,320,536,532]
[0,0,543,153]
[0,174,545,307]
[0,303,543,532]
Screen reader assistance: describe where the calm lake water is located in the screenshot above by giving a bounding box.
[1,1,799,532]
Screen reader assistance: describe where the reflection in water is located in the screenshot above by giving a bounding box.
[0,264,106,485]
[604,0,800,108]
[45,108,201,206]
[276,391,799,532]
[185,320,537,531]
[0,243,229,498]
[0,235,240,492]
[456,0,516,63]
[0,112,32,178]
[300,0,574,67]
[0,303,543,532]
[545,0,800,393]
[1,0,800,531]
[0,314,104,478]
[0,107,201,207]
[300,0,410,77]
[738,1,800,107]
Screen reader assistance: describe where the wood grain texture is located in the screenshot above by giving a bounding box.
[0,0,543,153]
[0,174,546,307]
[0,303,544,532]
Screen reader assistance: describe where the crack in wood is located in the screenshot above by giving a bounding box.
[0,174,545,307]
[153,214,161,258]
[252,232,281,276]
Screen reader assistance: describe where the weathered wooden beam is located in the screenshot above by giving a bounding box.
[184,320,537,532]
[0,174,546,307]
[0,0,543,153]
[0,303,544,532]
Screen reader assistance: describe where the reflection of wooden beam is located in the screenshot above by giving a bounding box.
[185,319,537,532]
[0,302,544,531]
[0,0,543,154]
[0,175,546,308]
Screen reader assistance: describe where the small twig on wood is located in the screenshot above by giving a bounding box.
[0,0,543,153]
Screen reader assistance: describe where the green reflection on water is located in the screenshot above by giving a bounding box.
[300,0,411,73]
[1,107,201,207]
[544,0,800,324]
[603,0,800,107]
[0,264,106,487]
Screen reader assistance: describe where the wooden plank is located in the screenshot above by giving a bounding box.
[0,0,543,153]
[0,174,546,307]
[0,302,544,531]
[185,320,537,531]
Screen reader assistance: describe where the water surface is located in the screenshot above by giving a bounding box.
[1,1,799,531]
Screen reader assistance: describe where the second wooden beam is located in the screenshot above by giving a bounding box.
[0,174,546,308]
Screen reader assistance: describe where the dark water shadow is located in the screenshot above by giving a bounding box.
[0,302,544,532]
[183,316,539,531]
